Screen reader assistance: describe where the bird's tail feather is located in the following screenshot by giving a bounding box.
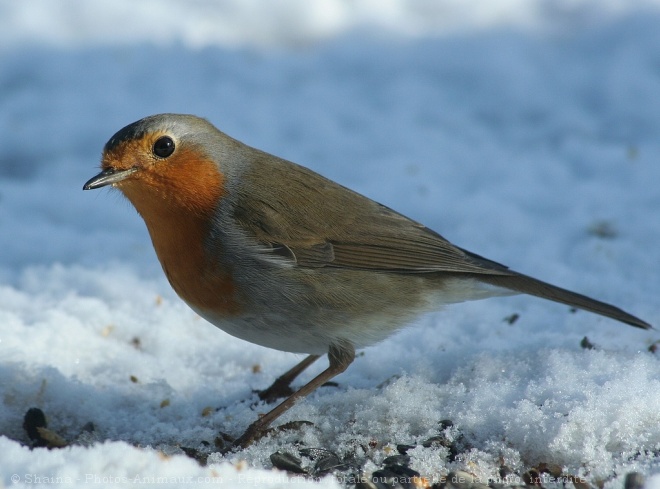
[475,273,651,329]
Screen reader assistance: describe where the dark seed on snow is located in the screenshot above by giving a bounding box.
[624,472,645,489]
[23,407,48,445]
[270,450,307,474]
[396,444,415,454]
[504,313,520,325]
[382,454,411,467]
[384,464,420,478]
[422,435,451,448]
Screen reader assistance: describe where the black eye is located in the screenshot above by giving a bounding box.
[153,136,175,158]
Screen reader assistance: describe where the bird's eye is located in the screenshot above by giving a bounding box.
[153,136,175,158]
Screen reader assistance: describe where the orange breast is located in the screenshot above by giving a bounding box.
[147,207,242,316]
[115,148,243,316]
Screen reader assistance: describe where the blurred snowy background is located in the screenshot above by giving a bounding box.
[0,1,659,487]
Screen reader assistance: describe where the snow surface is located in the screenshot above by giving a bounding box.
[1,1,660,487]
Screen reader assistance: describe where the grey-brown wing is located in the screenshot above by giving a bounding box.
[232,155,512,275]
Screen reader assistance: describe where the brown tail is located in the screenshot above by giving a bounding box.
[475,273,651,329]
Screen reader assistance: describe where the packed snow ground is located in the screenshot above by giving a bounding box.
[0,1,659,488]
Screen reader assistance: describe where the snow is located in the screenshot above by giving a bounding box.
[1,1,659,487]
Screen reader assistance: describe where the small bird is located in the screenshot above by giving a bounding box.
[84,114,651,448]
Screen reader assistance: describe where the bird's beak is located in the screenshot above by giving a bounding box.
[83,167,138,190]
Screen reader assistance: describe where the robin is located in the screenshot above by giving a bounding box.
[84,114,651,449]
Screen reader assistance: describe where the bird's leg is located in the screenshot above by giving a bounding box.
[258,354,321,403]
[233,341,355,449]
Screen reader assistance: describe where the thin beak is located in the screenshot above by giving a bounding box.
[83,167,138,190]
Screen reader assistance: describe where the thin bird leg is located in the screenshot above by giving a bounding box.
[258,354,321,403]
[234,341,355,449]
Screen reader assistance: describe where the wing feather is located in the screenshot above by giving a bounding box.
[231,154,512,276]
